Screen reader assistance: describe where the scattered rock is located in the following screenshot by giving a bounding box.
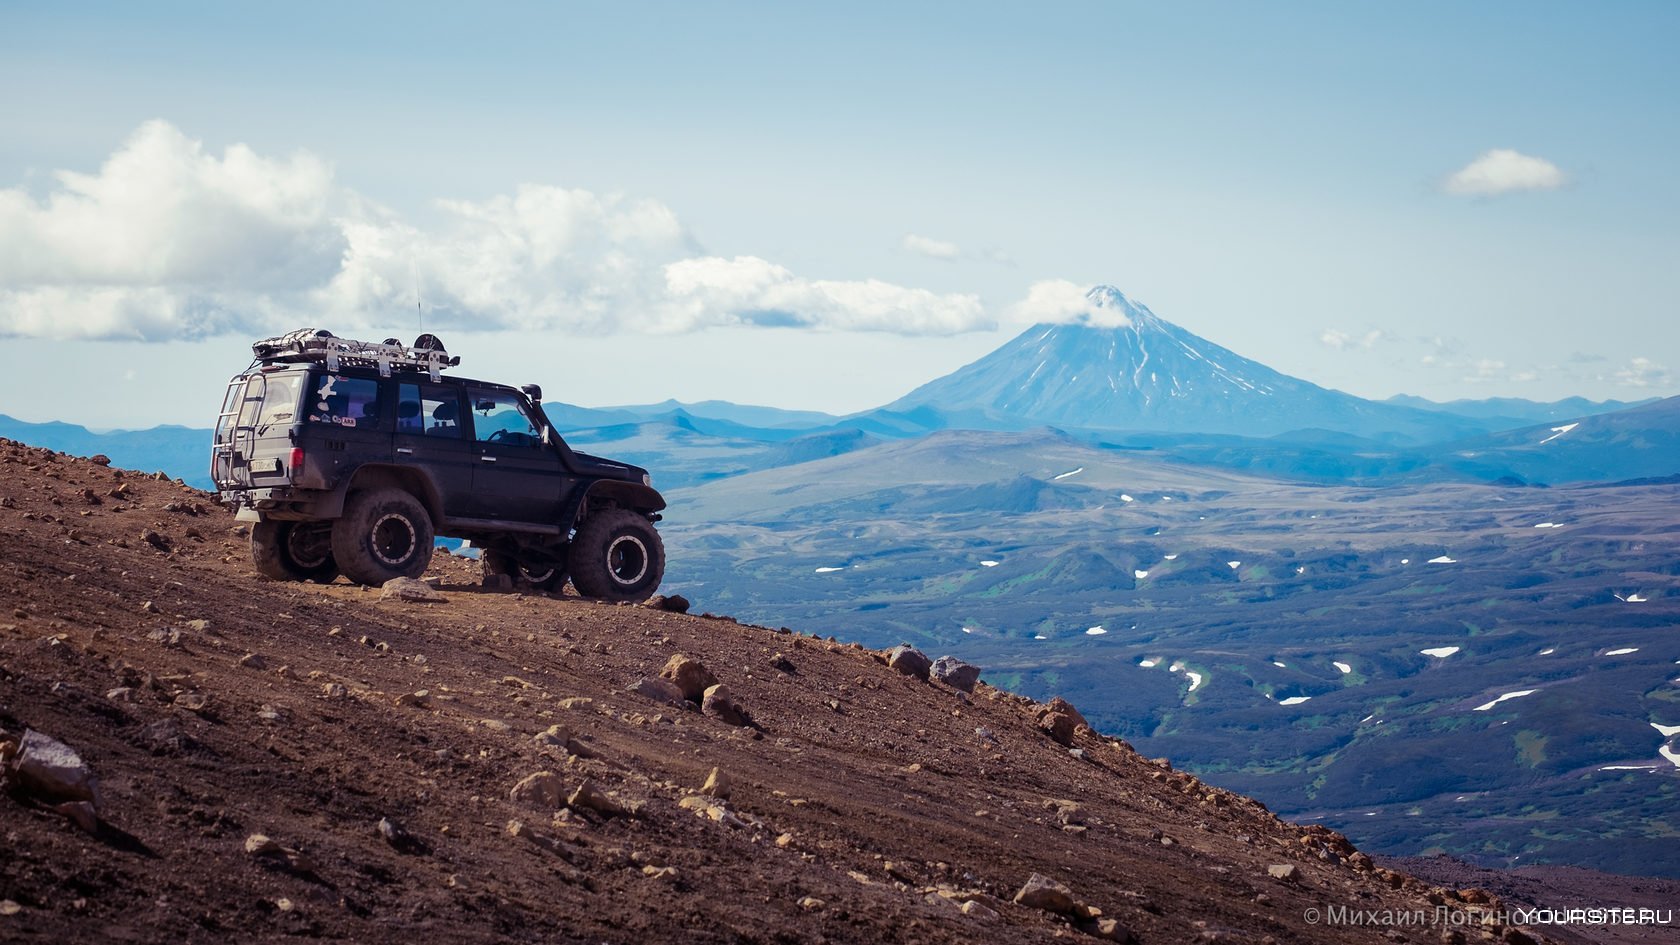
[700,767,732,799]
[930,655,981,692]
[1038,711,1077,746]
[769,652,796,674]
[104,687,135,703]
[140,600,159,614]
[89,454,112,466]
[960,899,998,920]
[797,896,825,912]
[1044,696,1090,731]
[1267,864,1298,882]
[10,730,101,808]
[480,719,513,733]
[377,817,427,854]
[321,683,348,700]
[54,800,100,834]
[380,577,445,602]
[1013,872,1079,915]
[173,691,209,712]
[394,690,431,708]
[660,654,717,702]
[245,833,282,856]
[567,779,632,817]
[646,594,690,613]
[1079,917,1136,943]
[532,724,570,747]
[631,676,687,706]
[146,627,183,647]
[0,900,20,916]
[510,772,566,810]
[701,684,750,726]
[886,644,932,681]
[237,652,267,670]
[140,529,170,551]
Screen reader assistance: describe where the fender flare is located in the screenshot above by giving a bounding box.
[326,464,446,522]
[561,479,666,532]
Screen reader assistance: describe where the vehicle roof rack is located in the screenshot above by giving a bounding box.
[251,328,461,381]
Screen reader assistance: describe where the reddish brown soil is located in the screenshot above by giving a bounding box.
[0,439,1555,943]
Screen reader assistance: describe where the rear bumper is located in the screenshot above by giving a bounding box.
[219,485,340,521]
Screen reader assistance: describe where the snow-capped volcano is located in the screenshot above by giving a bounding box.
[887,286,1471,441]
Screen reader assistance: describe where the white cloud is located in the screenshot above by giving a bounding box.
[1320,328,1386,350]
[0,121,994,341]
[1442,149,1567,197]
[1004,280,1149,329]
[1612,357,1671,388]
[902,233,961,261]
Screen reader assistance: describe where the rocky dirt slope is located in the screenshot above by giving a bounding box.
[0,439,1546,944]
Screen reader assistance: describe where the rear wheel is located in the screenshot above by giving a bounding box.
[569,508,664,602]
[330,488,434,586]
[251,520,340,583]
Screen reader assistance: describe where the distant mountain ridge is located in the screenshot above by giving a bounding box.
[886,286,1485,443]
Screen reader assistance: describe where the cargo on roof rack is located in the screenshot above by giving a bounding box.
[250,328,461,381]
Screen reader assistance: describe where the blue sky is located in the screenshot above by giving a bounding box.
[2,1,1676,426]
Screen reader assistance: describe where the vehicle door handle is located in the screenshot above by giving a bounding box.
[480,456,497,463]
[396,447,413,455]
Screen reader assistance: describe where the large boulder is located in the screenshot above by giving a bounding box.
[930,656,981,692]
[660,654,717,702]
[1013,873,1079,914]
[702,684,751,727]
[10,730,101,809]
[886,645,932,681]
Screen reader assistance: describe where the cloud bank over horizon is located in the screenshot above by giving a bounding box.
[0,122,992,342]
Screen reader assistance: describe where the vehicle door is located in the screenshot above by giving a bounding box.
[392,381,475,520]
[463,386,565,524]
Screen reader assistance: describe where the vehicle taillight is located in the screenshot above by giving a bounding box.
[289,447,304,473]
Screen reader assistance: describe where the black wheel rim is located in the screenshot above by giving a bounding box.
[606,534,649,586]
[287,524,332,569]
[371,513,416,566]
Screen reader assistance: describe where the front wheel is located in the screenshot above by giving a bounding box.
[569,509,664,602]
[331,488,435,586]
[251,520,340,583]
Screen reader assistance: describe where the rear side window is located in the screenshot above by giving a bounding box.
[398,383,462,438]
[308,375,383,431]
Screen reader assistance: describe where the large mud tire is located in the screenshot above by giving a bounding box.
[251,520,340,583]
[330,488,434,586]
[481,547,566,592]
[569,509,664,603]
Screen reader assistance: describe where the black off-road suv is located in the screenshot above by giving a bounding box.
[211,328,666,601]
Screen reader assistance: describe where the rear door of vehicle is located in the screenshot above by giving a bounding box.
[298,370,391,486]
[393,381,475,520]
[227,367,308,489]
[462,386,566,524]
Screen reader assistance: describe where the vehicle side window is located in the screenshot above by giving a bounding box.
[398,382,462,438]
[307,375,383,431]
[467,389,543,448]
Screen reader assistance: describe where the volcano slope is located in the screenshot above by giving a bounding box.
[0,441,1542,945]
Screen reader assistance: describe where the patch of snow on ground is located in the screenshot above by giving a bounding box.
[1601,765,1661,771]
[1421,646,1461,658]
[979,560,999,567]
[1625,593,1649,603]
[961,626,975,635]
[1296,566,1306,575]
[1538,648,1555,656]
[1085,626,1107,636]
[814,566,845,573]
[1606,647,1640,656]
[1428,555,1457,564]
[1273,661,1287,668]
[1120,494,1134,502]
[1650,722,1680,737]
[1185,671,1203,692]
[1227,561,1241,569]
[1138,658,1159,668]
[1334,661,1352,674]
[1359,714,1375,723]
[1539,422,1579,445]
[1401,558,1410,565]
[1534,522,1555,528]
[1161,496,1172,502]
[1134,569,1149,580]
[1052,467,1084,481]
[1164,554,1177,560]
[1278,696,1312,706]
[1662,746,1680,770]
[1474,690,1537,711]
[1033,634,1047,640]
